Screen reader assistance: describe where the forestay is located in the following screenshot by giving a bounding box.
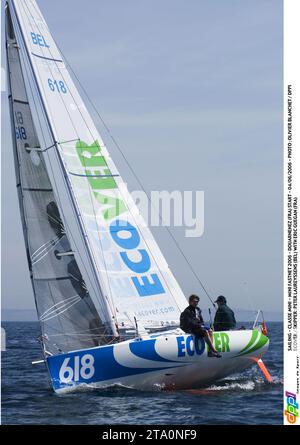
[7,0,188,331]
[5,5,110,354]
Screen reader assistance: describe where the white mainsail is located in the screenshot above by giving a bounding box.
[7,0,188,337]
[5,4,111,354]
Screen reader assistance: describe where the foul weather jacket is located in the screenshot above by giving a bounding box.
[180,305,204,334]
[213,304,236,331]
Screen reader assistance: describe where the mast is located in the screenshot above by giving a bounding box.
[7,0,189,335]
[5,2,117,353]
[5,4,36,316]
[7,0,118,338]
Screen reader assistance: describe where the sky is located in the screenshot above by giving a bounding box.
[1,0,283,314]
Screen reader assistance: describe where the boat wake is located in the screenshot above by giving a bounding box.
[185,372,283,395]
[56,381,138,396]
[56,371,283,396]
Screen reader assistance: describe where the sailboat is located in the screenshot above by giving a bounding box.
[5,0,271,393]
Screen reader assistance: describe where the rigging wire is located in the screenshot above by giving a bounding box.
[7,6,110,347]
[25,0,186,319]
[54,44,216,309]
[6,19,68,346]
[22,0,123,328]
[17,0,215,317]
[16,1,112,326]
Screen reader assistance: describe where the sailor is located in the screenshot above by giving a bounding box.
[180,294,221,358]
[213,295,236,331]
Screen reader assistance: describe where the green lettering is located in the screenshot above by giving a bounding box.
[213,333,222,352]
[76,140,106,167]
[94,192,127,220]
[220,333,230,352]
[76,139,127,220]
[87,169,117,190]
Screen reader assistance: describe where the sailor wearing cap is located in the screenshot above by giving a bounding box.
[213,295,236,331]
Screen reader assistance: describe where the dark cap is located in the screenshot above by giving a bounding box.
[215,295,227,304]
[189,294,200,303]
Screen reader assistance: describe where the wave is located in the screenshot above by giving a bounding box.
[185,373,283,395]
[56,381,137,396]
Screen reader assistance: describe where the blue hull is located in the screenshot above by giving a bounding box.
[47,330,269,393]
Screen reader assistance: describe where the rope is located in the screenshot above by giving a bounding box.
[16,0,215,311]
[16,0,113,326]
[24,1,184,316]
[7,5,113,347]
[55,45,216,309]
[23,1,124,328]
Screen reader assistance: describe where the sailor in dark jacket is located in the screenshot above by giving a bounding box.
[180,295,221,358]
[213,295,236,331]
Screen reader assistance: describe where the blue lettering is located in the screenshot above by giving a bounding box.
[43,36,50,48]
[110,220,140,250]
[132,274,165,297]
[37,34,43,46]
[110,219,165,297]
[186,335,195,356]
[16,126,27,140]
[31,32,50,48]
[31,32,37,45]
[120,249,150,273]
[287,396,299,409]
[177,336,186,357]
[195,336,205,355]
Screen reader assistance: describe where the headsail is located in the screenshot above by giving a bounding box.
[5,4,112,353]
[7,0,188,338]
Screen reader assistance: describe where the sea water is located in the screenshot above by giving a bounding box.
[1,321,283,425]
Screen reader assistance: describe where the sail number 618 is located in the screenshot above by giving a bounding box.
[59,354,95,383]
[48,78,67,94]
